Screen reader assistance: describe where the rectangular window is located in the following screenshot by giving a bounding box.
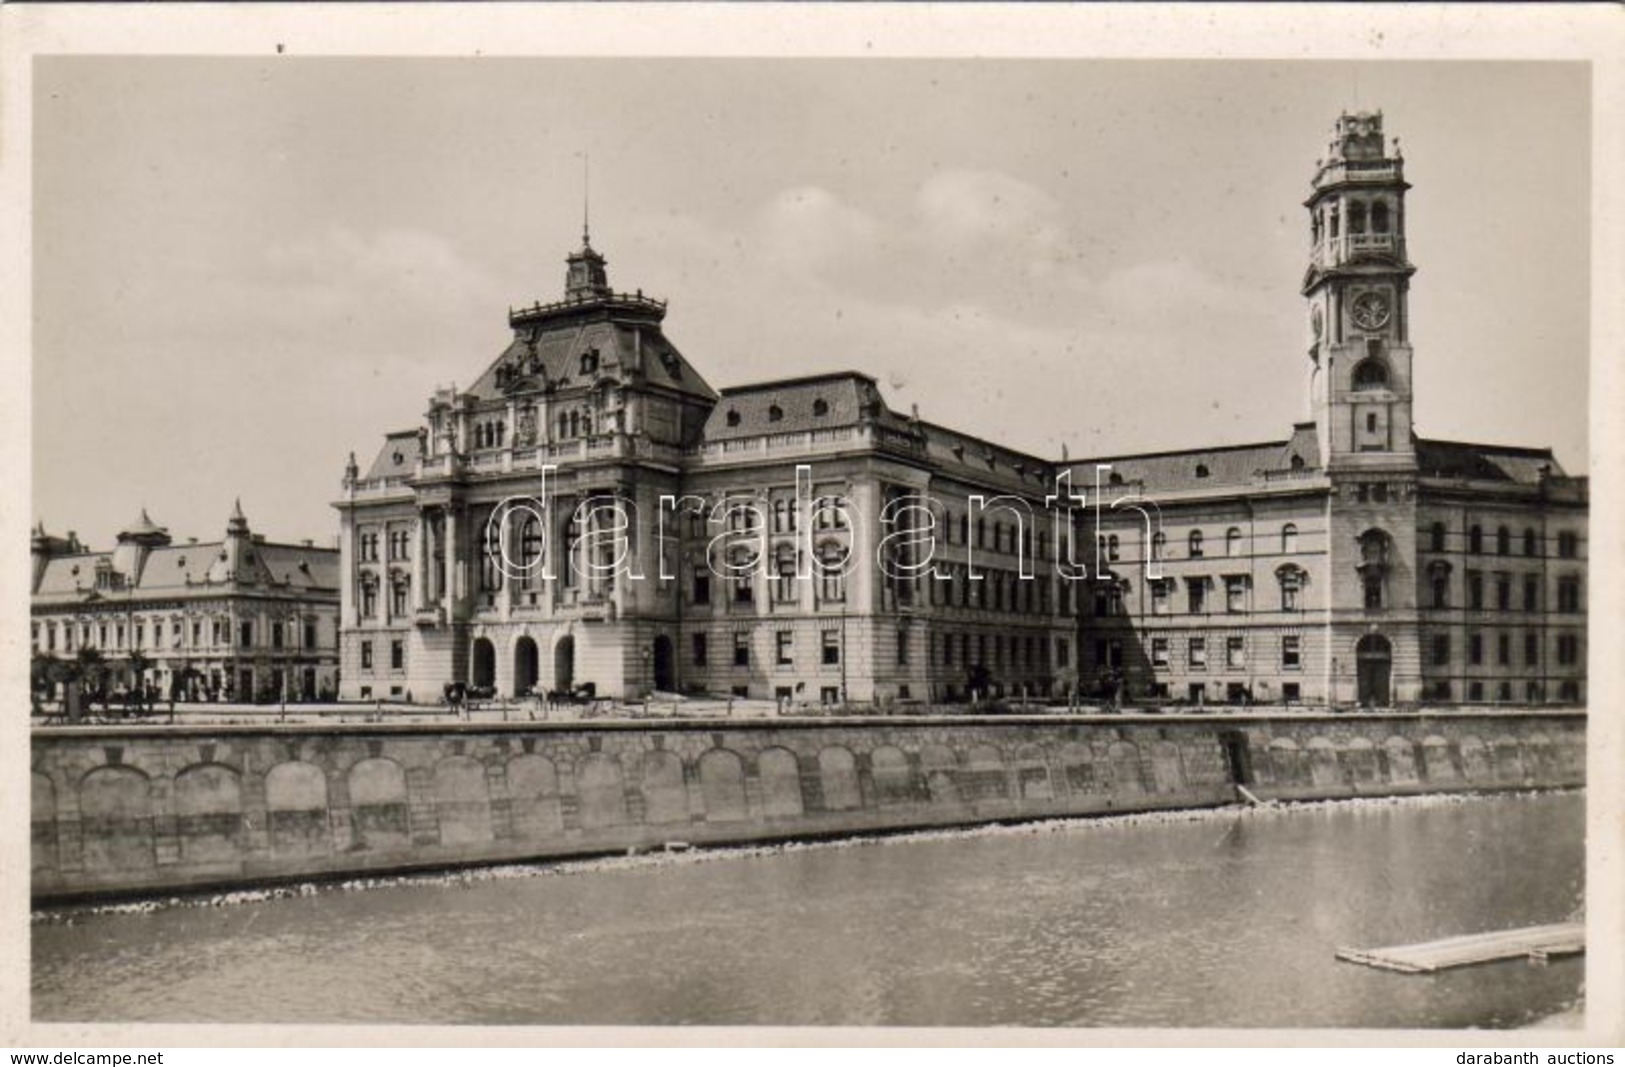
[360,640,373,670]
[1523,576,1539,613]
[1468,681,1484,702]
[821,686,840,706]
[1432,633,1451,666]
[304,621,317,648]
[1283,682,1302,704]
[1558,531,1578,558]
[1557,633,1579,666]
[733,632,749,667]
[1188,579,1206,615]
[1189,637,1207,670]
[1056,639,1069,667]
[1151,580,1170,615]
[1495,574,1511,612]
[776,630,794,666]
[1151,637,1169,668]
[734,574,753,604]
[392,583,409,617]
[1104,639,1123,669]
[239,621,253,648]
[273,622,285,649]
[1467,570,1484,610]
[692,632,708,666]
[896,628,909,667]
[1557,575,1581,614]
[193,621,203,646]
[693,574,711,606]
[390,640,404,670]
[1226,636,1245,669]
[1226,576,1247,614]
[822,631,840,666]
[1469,632,1483,665]
[1496,633,1510,666]
[1525,632,1539,666]
[1282,635,1301,670]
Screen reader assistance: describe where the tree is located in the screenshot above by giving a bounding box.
[30,652,57,711]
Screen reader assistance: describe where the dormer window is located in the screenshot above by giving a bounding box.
[1194,463,1210,479]
[579,349,599,376]
[726,409,741,428]
[812,398,829,417]
[768,404,784,423]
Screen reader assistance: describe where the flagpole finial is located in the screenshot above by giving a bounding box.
[582,152,591,248]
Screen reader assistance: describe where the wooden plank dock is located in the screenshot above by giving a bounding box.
[1336,922,1585,974]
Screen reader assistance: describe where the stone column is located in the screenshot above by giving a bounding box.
[443,506,460,617]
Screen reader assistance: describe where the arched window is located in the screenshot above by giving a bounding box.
[1495,526,1510,556]
[1352,358,1389,389]
[1349,200,1367,235]
[1372,201,1390,234]
[725,409,741,427]
[1469,525,1483,554]
[1194,463,1210,479]
[1523,528,1538,557]
[1151,531,1166,561]
[1281,523,1299,555]
[1226,527,1243,557]
[1108,471,1124,487]
[1430,522,1446,553]
[1290,454,1305,470]
[768,404,784,423]
[557,413,568,439]
[1189,530,1204,558]
[812,398,829,417]
[568,410,581,438]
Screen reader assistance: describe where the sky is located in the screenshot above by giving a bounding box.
[31,58,1591,550]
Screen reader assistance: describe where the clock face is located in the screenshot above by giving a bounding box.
[1351,291,1392,331]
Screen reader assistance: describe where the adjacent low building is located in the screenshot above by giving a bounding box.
[30,503,341,702]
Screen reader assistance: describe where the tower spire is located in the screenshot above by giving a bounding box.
[582,152,591,248]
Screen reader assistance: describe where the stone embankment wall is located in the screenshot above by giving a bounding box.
[29,711,1585,901]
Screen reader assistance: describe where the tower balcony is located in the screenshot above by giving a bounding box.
[1312,233,1408,268]
[1313,160,1404,189]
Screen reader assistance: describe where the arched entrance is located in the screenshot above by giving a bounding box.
[1356,633,1392,707]
[513,636,539,697]
[652,634,674,692]
[553,635,575,693]
[471,637,496,690]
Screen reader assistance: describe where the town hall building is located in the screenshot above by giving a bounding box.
[335,111,1587,709]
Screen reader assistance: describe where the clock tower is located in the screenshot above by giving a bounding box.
[1303,111,1423,707]
[1302,110,1417,472]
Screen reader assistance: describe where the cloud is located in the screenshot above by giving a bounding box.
[755,186,884,280]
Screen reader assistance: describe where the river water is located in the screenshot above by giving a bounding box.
[32,792,1583,1029]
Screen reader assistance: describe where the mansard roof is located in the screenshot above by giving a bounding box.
[463,312,717,407]
[1415,439,1565,484]
[33,539,339,607]
[703,372,884,440]
[1069,424,1322,494]
[366,429,423,482]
